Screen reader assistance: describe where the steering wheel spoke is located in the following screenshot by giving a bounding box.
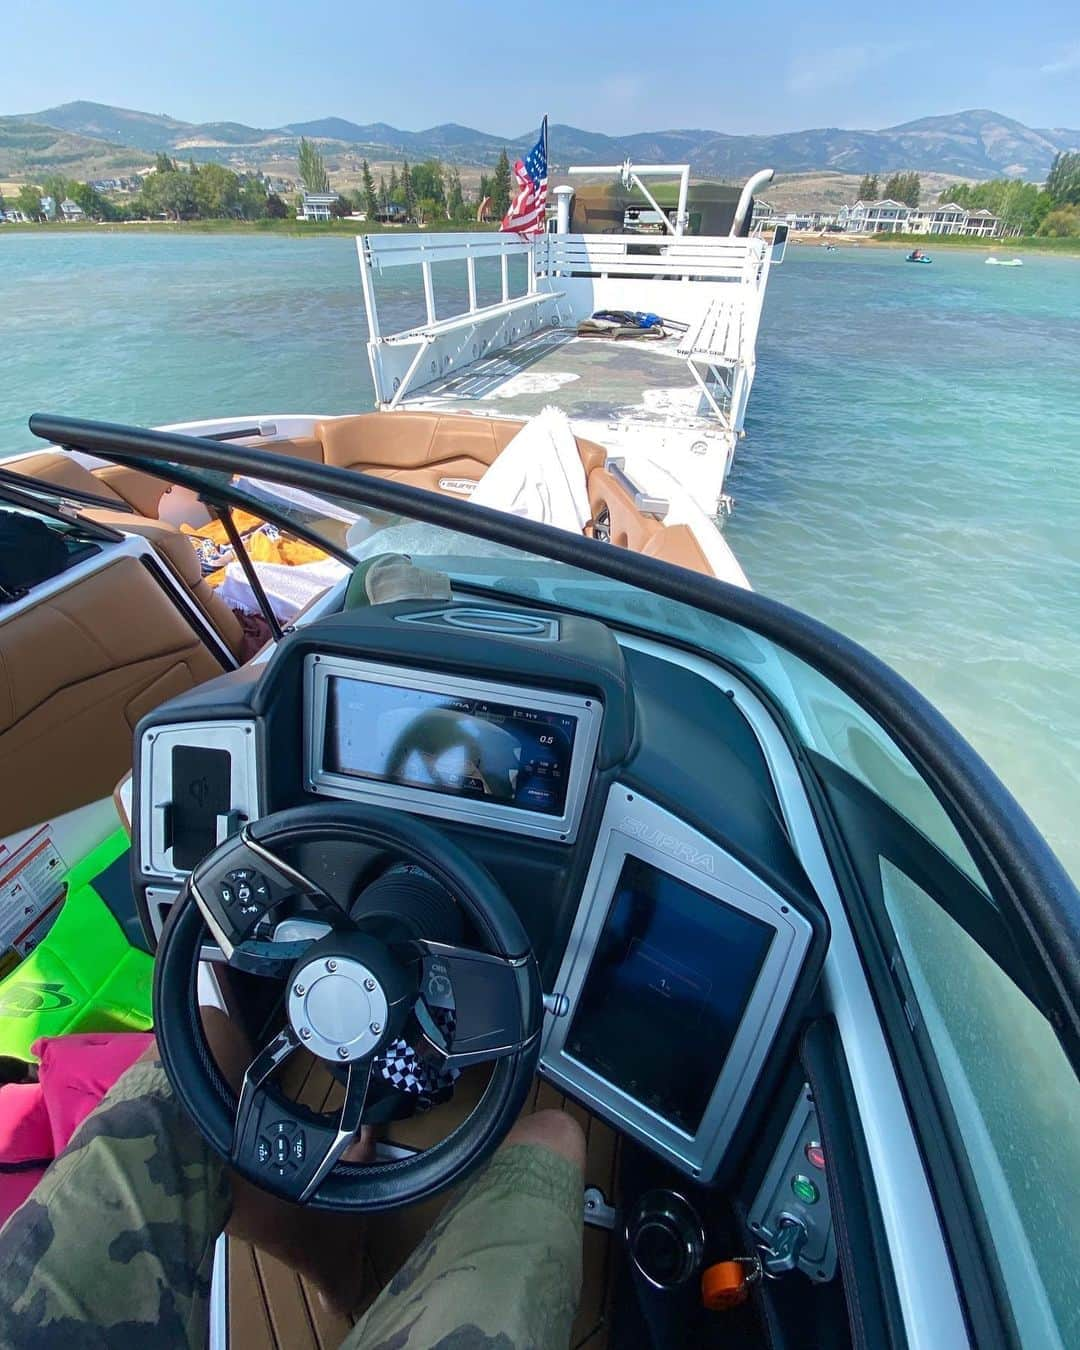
[189,825,344,960]
[156,802,543,1210]
[413,939,539,1068]
[233,1030,375,1202]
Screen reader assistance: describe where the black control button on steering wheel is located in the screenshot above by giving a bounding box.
[153,804,543,1211]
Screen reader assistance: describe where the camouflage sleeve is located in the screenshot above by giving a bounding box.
[0,1055,230,1350]
[345,1141,584,1350]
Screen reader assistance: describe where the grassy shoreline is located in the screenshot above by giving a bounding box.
[0,217,498,237]
[791,230,1080,256]
[5,217,1078,254]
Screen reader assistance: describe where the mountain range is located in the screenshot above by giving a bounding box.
[3,101,1078,184]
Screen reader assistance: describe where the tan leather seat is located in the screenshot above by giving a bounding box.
[586,465,663,552]
[0,556,224,835]
[316,413,605,497]
[642,524,714,576]
[85,510,246,658]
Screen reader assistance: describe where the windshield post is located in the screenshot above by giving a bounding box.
[211,504,284,642]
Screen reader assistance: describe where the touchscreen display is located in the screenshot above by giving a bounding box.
[323,675,578,816]
[566,856,775,1133]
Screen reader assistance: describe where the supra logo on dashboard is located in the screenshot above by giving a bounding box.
[618,818,715,874]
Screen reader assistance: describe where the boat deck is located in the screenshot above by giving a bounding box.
[405,328,716,432]
[227,1053,620,1349]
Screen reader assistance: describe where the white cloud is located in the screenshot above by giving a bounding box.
[787,41,916,97]
[1041,41,1080,76]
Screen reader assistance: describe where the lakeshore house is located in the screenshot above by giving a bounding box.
[297,191,340,222]
[752,201,838,232]
[840,198,1004,238]
[837,199,912,232]
[59,198,86,223]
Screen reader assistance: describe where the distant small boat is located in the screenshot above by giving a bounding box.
[906,252,932,264]
[986,257,1023,267]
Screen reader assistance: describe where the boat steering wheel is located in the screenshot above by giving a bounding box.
[152,804,543,1211]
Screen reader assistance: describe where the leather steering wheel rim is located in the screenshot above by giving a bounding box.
[153,803,542,1212]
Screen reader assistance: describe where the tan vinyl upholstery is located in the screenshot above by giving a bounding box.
[586,466,663,552]
[7,452,129,506]
[315,413,605,495]
[0,556,223,835]
[641,523,714,574]
[84,510,246,658]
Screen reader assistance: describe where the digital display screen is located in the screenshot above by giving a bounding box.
[323,675,579,817]
[566,856,775,1133]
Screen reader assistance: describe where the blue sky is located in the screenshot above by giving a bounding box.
[7,0,1080,135]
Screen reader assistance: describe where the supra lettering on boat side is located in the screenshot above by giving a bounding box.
[619,818,715,874]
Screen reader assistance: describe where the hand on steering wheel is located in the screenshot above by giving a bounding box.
[153,804,543,1212]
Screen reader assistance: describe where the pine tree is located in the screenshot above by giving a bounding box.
[388,166,399,199]
[492,149,512,218]
[445,167,464,220]
[297,137,330,194]
[361,159,378,218]
[378,175,387,210]
[856,173,879,202]
[1046,151,1080,206]
[400,160,416,221]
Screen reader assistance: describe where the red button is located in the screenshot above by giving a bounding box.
[805,1142,826,1170]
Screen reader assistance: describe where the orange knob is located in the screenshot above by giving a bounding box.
[701,1260,750,1311]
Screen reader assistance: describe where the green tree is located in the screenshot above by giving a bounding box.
[411,159,445,207]
[857,173,879,201]
[388,165,400,204]
[938,178,1052,235]
[400,160,416,220]
[1045,151,1080,206]
[15,184,44,219]
[42,175,76,218]
[138,166,197,220]
[361,160,377,218]
[881,172,918,206]
[297,137,330,194]
[154,152,177,175]
[194,162,241,218]
[70,181,113,220]
[491,149,512,217]
[1038,205,1080,237]
[377,174,388,210]
[445,166,465,221]
[239,176,268,220]
[265,191,288,219]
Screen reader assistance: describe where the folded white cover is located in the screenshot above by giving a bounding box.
[470,407,591,533]
[219,558,349,622]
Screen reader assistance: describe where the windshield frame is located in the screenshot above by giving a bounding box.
[27,410,1080,1076]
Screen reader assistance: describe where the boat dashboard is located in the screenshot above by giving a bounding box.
[132,597,828,1186]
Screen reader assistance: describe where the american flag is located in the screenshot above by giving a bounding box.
[501,118,548,239]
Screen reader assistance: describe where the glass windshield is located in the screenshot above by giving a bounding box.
[131,455,986,888]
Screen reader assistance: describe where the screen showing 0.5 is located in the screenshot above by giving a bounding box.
[323,675,579,817]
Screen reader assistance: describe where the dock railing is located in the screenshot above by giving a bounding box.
[357,229,771,416]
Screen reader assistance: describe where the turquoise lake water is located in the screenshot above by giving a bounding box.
[1,232,1078,880]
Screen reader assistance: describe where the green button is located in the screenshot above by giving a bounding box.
[791,1174,819,1204]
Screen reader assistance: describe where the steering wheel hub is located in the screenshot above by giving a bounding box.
[288,956,391,1062]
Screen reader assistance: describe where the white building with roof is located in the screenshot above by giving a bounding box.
[297,191,340,222]
[59,198,86,222]
[961,208,1001,237]
[838,199,912,233]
